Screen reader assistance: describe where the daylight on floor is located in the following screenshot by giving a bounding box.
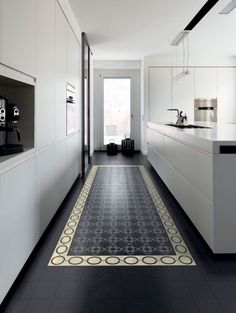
[1,1,236,313]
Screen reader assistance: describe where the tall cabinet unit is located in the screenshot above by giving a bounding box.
[149,68,172,123]
[1,0,37,76]
[172,68,194,122]
[0,0,82,304]
[194,68,217,99]
[36,0,56,150]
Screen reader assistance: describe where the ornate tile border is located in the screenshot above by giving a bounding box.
[49,165,195,266]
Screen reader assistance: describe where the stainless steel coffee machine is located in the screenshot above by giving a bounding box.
[0,95,23,156]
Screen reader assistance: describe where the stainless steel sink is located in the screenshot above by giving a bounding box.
[165,123,212,129]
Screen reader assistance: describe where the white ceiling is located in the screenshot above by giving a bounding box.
[69,0,236,59]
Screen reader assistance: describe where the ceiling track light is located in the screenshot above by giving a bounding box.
[171,0,219,46]
[219,0,236,14]
[171,31,190,46]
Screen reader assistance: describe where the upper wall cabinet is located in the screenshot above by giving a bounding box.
[172,68,194,122]
[149,68,172,123]
[217,68,236,123]
[36,0,56,150]
[1,0,37,77]
[194,68,217,99]
[67,26,80,87]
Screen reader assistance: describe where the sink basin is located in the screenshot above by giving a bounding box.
[165,123,212,129]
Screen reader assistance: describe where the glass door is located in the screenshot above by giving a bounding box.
[103,78,131,148]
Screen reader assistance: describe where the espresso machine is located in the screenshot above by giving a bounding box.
[0,95,23,156]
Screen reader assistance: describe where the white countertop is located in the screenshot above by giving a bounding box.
[147,122,236,154]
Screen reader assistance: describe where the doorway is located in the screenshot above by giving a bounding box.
[94,69,141,151]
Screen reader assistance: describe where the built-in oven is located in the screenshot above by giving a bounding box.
[66,83,76,136]
[194,98,217,122]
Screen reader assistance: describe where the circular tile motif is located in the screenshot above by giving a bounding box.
[160,256,176,265]
[56,245,68,254]
[161,214,170,220]
[87,257,102,265]
[60,236,71,244]
[171,235,182,244]
[105,257,120,265]
[142,256,157,265]
[64,228,74,235]
[179,255,193,265]
[164,221,174,227]
[167,228,178,235]
[68,257,83,265]
[70,215,79,221]
[124,257,139,265]
[51,256,65,265]
[175,245,187,254]
[67,221,77,228]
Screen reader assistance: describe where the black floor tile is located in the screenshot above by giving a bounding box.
[148,299,174,313]
[24,299,53,313]
[208,281,236,298]
[145,280,169,299]
[3,300,28,313]
[31,282,58,299]
[55,281,84,299]
[171,299,198,313]
[195,299,223,313]
[166,281,192,299]
[181,267,206,281]
[218,298,236,313]
[2,153,236,313]
[123,298,150,313]
[38,267,64,283]
[13,282,37,299]
[187,281,214,299]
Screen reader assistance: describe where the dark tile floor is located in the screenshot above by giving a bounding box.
[1,152,236,313]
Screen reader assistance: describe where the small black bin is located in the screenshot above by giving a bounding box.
[121,138,135,155]
[107,141,118,155]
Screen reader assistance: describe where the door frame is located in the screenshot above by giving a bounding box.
[81,32,91,176]
[94,68,141,151]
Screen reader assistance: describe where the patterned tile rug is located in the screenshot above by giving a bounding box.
[49,165,195,266]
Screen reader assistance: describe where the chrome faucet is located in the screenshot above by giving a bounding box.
[167,109,187,126]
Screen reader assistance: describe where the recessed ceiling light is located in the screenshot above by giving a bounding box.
[219,0,236,14]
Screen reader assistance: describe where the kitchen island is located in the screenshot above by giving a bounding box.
[147,122,236,253]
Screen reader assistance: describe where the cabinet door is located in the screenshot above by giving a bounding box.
[36,0,56,150]
[217,68,236,123]
[149,68,172,123]
[55,3,67,141]
[172,68,194,122]
[194,68,217,99]
[2,0,36,76]
[67,26,80,86]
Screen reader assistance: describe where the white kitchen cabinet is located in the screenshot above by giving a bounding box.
[55,2,67,142]
[194,68,217,99]
[149,67,172,123]
[36,0,56,150]
[0,158,36,303]
[0,1,2,62]
[67,26,80,87]
[172,68,194,122]
[217,68,236,123]
[1,0,36,76]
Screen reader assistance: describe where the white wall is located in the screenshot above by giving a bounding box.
[0,0,82,303]
[141,53,236,154]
